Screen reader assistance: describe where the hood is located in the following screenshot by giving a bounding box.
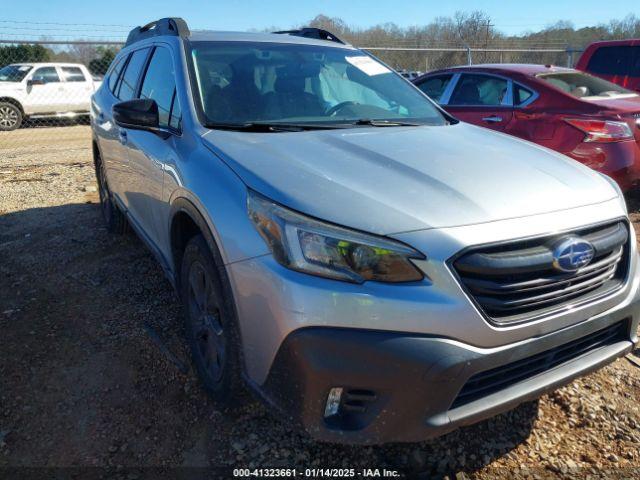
[202,122,618,235]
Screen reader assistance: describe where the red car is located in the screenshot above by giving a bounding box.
[576,40,640,92]
[413,64,640,191]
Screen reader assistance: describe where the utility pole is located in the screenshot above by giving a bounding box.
[484,20,493,63]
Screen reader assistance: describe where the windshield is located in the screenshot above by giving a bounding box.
[0,64,32,82]
[537,71,636,99]
[190,41,447,127]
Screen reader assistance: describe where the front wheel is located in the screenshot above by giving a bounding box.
[94,151,127,234]
[180,234,244,407]
[0,102,23,131]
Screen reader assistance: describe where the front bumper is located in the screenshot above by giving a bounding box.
[257,299,638,444]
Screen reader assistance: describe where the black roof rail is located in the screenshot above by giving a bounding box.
[272,28,346,45]
[125,17,190,47]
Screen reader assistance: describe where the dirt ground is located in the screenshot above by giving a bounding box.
[1,125,640,479]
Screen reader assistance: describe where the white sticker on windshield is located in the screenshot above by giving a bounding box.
[345,56,390,76]
[18,66,30,71]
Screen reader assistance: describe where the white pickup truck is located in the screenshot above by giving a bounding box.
[0,62,102,131]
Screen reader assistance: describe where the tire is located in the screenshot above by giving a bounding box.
[94,150,127,234]
[0,102,23,131]
[180,233,244,408]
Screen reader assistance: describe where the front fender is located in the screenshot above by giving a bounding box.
[164,146,269,269]
[0,95,24,114]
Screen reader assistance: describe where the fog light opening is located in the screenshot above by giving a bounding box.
[324,387,343,418]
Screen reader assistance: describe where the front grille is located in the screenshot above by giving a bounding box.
[452,221,629,324]
[451,320,627,409]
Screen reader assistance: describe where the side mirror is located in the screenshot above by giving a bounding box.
[27,78,45,87]
[112,99,169,138]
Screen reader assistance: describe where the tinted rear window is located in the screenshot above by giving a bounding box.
[515,85,534,105]
[587,46,640,77]
[61,66,86,82]
[108,55,127,93]
[117,48,150,101]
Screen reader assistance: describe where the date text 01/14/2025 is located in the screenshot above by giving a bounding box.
[232,468,401,478]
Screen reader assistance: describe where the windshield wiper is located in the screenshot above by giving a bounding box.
[205,122,346,132]
[352,119,423,127]
[205,122,302,132]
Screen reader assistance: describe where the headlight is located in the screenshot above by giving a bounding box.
[247,190,425,283]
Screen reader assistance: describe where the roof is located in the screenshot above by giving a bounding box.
[429,63,577,76]
[125,18,353,50]
[583,38,640,48]
[188,30,355,49]
[9,62,86,68]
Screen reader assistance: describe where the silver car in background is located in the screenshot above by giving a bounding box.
[90,18,639,444]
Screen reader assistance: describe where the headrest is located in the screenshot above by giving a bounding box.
[273,63,321,93]
[571,86,589,97]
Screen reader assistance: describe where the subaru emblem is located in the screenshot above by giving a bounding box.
[552,237,595,272]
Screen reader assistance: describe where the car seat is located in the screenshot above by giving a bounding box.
[264,65,325,119]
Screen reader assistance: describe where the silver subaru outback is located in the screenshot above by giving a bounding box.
[91,18,639,444]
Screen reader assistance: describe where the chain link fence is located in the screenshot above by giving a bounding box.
[0,40,120,160]
[0,39,582,154]
[363,46,583,76]
[0,40,120,131]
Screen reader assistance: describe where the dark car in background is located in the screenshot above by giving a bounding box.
[577,40,640,93]
[414,64,640,191]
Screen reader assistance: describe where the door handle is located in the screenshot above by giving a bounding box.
[482,115,503,123]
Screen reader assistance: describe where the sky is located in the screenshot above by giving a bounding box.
[0,0,637,41]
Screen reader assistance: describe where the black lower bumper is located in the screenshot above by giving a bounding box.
[256,302,638,445]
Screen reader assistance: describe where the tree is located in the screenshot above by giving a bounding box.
[307,14,350,38]
[88,46,119,76]
[0,44,50,67]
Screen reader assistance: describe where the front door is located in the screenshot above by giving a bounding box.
[444,73,514,131]
[24,66,67,114]
[124,45,181,253]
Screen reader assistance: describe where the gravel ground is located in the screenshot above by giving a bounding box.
[1,125,640,479]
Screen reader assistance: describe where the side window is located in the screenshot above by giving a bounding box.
[139,47,177,128]
[586,46,638,77]
[108,55,127,93]
[32,66,60,83]
[61,66,86,82]
[415,74,453,103]
[117,48,150,101]
[169,91,182,130]
[515,85,534,106]
[449,74,508,106]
